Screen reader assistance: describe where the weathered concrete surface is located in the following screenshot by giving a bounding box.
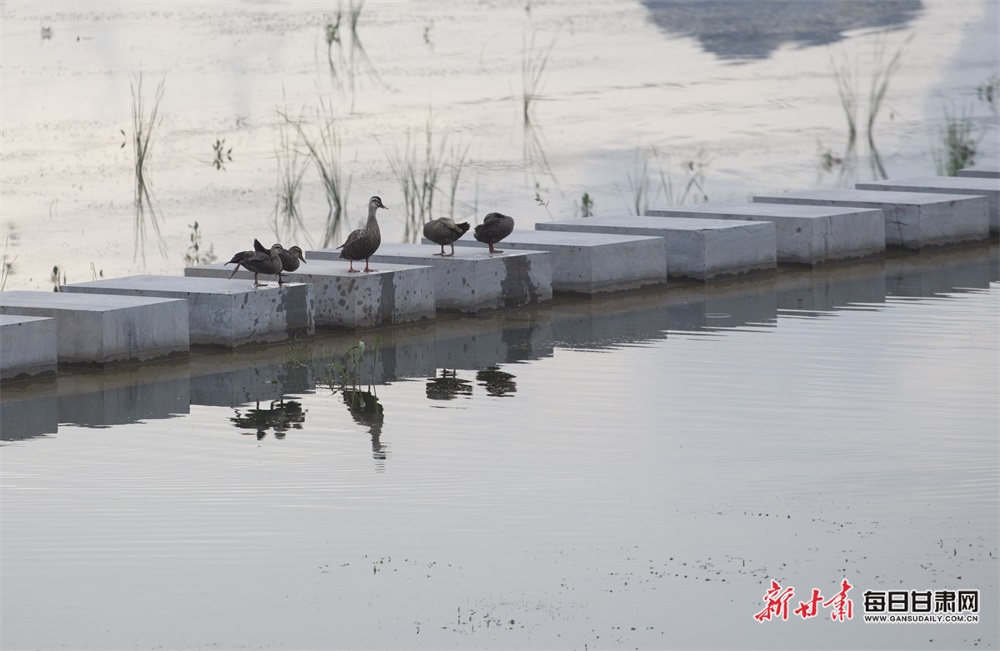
[753,188,989,249]
[537,215,775,280]
[0,291,189,366]
[186,260,434,329]
[957,167,1000,179]
[0,315,58,382]
[310,243,553,313]
[446,229,666,294]
[857,176,1000,233]
[63,275,314,347]
[648,202,884,266]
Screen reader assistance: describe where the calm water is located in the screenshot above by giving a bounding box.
[1,0,998,288]
[2,244,997,649]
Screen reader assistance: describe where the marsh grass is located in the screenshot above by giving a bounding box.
[321,1,386,108]
[618,147,709,214]
[829,33,910,179]
[284,96,352,247]
[130,74,167,263]
[50,265,66,292]
[933,104,984,176]
[521,35,555,174]
[272,99,312,246]
[385,113,470,242]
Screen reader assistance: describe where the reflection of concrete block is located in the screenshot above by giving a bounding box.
[755,189,988,249]
[649,202,883,266]
[59,378,191,427]
[957,167,1000,180]
[0,291,189,366]
[64,275,313,348]
[0,390,58,441]
[0,315,57,381]
[857,176,1000,233]
[311,243,552,313]
[187,260,434,329]
[447,229,666,294]
[538,215,775,281]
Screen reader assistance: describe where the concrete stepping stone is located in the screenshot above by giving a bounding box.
[957,167,1000,179]
[0,290,189,366]
[63,275,314,348]
[187,260,434,329]
[536,215,775,280]
[856,175,1000,233]
[753,188,989,249]
[648,202,883,266]
[0,315,58,382]
[309,243,553,313]
[444,229,666,294]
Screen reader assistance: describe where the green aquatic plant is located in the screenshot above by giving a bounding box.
[130,74,168,263]
[977,73,998,112]
[1,236,17,291]
[183,221,216,266]
[580,192,594,218]
[933,104,983,176]
[212,138,232,171]
[618,146,709,213]
[50,265,66,292]
[325,334,382,394]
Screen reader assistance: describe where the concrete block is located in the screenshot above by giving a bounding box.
[309,243,553,313]
[537,215,775,280]
[186,260,434,329]
[0,291,189,366]
[63,275,314,348]
[957,167,1000,179]
[648,202,884,266]
[0,315,58,382]
[857,176,1000,233]
[754,188,989,249]
[445,229,667,294]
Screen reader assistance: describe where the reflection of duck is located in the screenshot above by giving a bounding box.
[337,195,387,272]
[426,369,473,401]
[424,217,471,256]
[253,239,307,284]
[230,398,306,439]
[342,389,385,460]
[477,366,517,397]
[474,212,514,254]
[226,242,283,287]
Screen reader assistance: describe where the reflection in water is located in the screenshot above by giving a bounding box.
[477,366,517,397]
[641,0,922,60]
[426,369,473,401]
[342,389,386,464]
[230,398,306,440]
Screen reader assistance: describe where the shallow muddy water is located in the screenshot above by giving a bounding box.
[1,0,998,288]
[2,244,997,649]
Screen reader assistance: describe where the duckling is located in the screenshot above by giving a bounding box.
[225,242,283,287]
[423,217,471,256]
[473,212,514,254]
[337,195,387,272]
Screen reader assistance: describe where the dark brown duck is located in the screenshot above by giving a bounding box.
[423,217,471,256]
[338,195,387,272]
[473,212,514,254]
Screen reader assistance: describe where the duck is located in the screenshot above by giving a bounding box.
[337,195,386,272]
[423,217,471,256]
[253,239,307,284]
[225,242,283,287]
[473,212,514,254]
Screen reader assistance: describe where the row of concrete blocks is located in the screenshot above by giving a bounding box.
[2,173,997,380]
